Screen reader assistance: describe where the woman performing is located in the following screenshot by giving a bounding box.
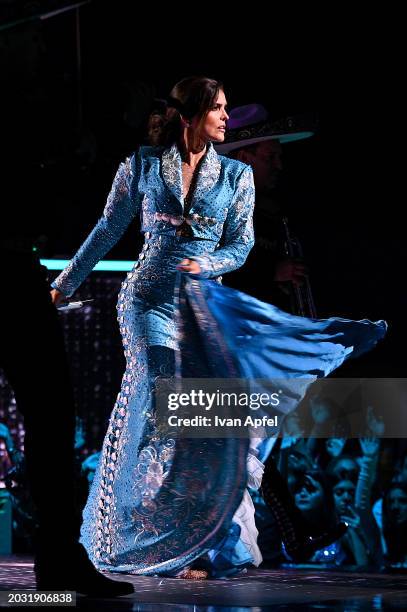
[51,76,386,578]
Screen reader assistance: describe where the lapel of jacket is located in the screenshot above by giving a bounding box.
[161,143,182,210]
[161,142,221,213]
[191,142,221,209]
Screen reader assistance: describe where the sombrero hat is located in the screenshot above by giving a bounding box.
[215,104,317,154]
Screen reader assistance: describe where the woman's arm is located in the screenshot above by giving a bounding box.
[355,438,380,511]
[51,154,140,297]
[190,165,255,278]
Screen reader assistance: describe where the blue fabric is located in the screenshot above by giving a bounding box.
[51,143,255,298]
[51,142,387,577]
[183,277,387,379]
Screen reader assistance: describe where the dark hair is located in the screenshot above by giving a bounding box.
[147,76,223,148]
[326,454,360,485]
[294,469,336,532]
[382,483,407,563]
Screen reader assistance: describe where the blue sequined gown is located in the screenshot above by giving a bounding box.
[52,142,386,576]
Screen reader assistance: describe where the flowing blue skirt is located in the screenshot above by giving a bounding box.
[80,274,386,577]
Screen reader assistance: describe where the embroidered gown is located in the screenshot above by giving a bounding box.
[52,142,386,576]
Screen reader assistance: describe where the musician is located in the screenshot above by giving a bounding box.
[215,104,317,314]
[215,106,322,564]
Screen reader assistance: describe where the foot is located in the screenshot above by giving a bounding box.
[35,543,134,597]
[176,568,209,580]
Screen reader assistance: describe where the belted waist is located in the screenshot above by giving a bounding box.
[152,212,218,227]
[141,231,217,244]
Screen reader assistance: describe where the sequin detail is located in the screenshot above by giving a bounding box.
[154,212,217,227]
[52,142,256,575]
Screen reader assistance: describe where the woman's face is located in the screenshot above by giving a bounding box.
[295,476,324,514]
[191,90,229,143]
[333,479,355,515]
[310,397,334,424]
[387,488,407,524]
[283,413,303,436]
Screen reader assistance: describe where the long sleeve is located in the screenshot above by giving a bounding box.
[355,454,378,511]
[190,165,255,279]
[51,155,140,297]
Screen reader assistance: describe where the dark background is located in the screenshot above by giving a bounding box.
[1,1,404,378]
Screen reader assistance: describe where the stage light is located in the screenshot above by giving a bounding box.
[40,259,135,272]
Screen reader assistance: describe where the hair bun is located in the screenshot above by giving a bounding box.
[166,96,184,114]
[151,98,168,115]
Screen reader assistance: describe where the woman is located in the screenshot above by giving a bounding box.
[294,471,336,536]
[291,471,349,566]
[51,76,386,577]
[382,483,407,568]
[332,476,382,568]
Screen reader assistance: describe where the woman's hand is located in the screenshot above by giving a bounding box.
[50,288,67,307]
[366,405,385,436]
[176,259,201,274]
[340,505,361,530]
[325,438,346,458]
[359,437,380,457]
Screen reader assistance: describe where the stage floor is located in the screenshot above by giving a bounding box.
[0,556,406,610]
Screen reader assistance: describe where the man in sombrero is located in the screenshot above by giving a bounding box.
[215,104,317,312]
[214,106,348,565]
